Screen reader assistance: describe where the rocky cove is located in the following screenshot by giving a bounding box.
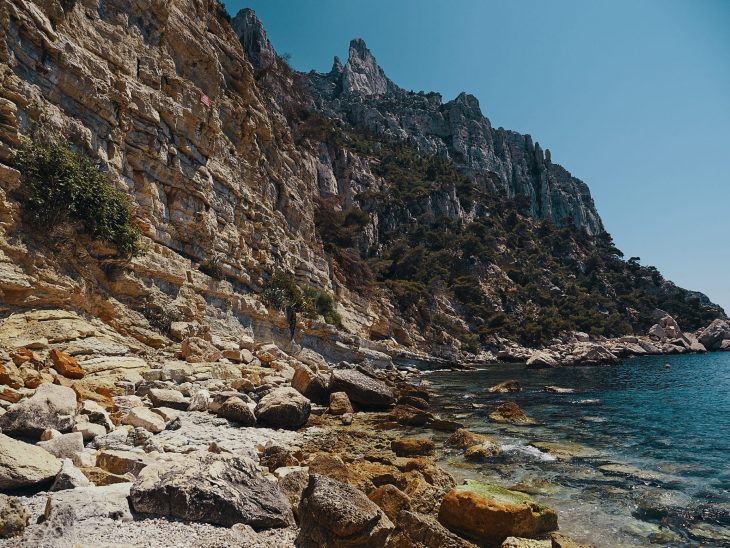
[0,1,729,547]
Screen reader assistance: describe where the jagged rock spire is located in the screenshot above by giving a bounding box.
[341,38,396,96]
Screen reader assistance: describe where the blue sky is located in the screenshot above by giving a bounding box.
[224,0,730,315]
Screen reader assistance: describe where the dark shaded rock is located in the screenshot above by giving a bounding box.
[0,384,76,438]
[296,474,394,547]
[390,404,432,427]
[255,387,311,429]
[130,453,293,528]
[260,444,298,472]
[487,380,521,393]
[330,368,395,408]
[217,396,256,426]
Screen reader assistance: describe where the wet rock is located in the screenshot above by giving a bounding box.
[550,532,592,547]
[130,452,293,528]
[438,481,558,545]
[501,537,551,547]
[446,429,491,449]
[464,443,501,461]
[0,433,61,489]
[489,402,537,425]
[296,474,394,547]
[387,509,476,548]
[122,407,166,433]
[487,380,522,393]
[328,391,354,415]
[368,484,411,521]
[543,386,575,394]
[391,438,435,457]
[255,387,311,429]
[0,494,29,539]
[0,383,76,438]
[330,368,395,408]
[37,432,84,459]
[390,404,432,427]
[49,348,85,379]
[217,396,257,426]
[50,458,92,491]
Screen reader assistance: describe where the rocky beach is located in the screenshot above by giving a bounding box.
[0,1,729,547]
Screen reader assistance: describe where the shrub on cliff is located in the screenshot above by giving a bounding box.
[263,272,342,327]
[15,139,142,256]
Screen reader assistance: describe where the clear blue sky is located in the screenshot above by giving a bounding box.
[224,0,730,315]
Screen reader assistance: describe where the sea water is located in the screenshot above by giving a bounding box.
[425,352,730,546]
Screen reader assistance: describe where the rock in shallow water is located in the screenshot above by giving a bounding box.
[438,481,558,546]
[130,452,293,528]
[488,402,536,425]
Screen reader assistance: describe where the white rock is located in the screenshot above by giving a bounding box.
[122,407,166,433]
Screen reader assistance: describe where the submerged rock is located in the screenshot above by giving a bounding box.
[130,452,293,528]
[438,481,558,546]
[488,402,537,425]
[446,429,493,449]
[487,380,522,393]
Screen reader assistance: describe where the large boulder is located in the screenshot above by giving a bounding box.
[0,383,76,438]
[0,494,29,539]
[438,481,557,546]
[0,433,62,489]
[255,387,311,429]
[330,368,395,408]
[217,396,257,426]
[296,474,394,547]
[698,319,730,350]
[44,482,133,522]
[567,344,619,366]
[291,362,329,403]
[328,391,354,415]
[130,452,293,528]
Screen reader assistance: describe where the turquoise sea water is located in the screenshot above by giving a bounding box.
[425,352,730,546]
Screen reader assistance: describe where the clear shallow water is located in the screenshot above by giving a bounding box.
[425,353,730,547]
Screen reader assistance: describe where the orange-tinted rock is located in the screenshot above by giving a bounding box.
[49,349,85,379]
[391,438,435,457]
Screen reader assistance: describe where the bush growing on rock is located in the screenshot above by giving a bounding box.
[15,138,143,256]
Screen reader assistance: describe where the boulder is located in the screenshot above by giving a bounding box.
[122,407,166,433]
[296,474,394,547]
[49,348,86,379]
[526,352,558,369]
[255,387,311,429]
[292,362,329,403]
[44,482,133,522]
[487,380,522,393]
[568,344,619,366]
[0,494,29,539]
[388,510,476,548]
[446,429,492,450]
[368,484,411,521]
[0,433,62,489]
[50,458,92,491]
[130,452,293,528]
[217,396,257,426]
[260,444,298,472]
[180,336,222,363]
[330,368,395,407]
[37,432,85,459]
[648,323,666,340]
[328,391,354,415]
[698,319,730,350]
[489,402,536,425]
[188,389,211,411]
[464,443,501,461]
[391,439,435,457]
[390,404,432,427]
[0,383,76,438]
[148,388,190,411]
[438,481,557,545]
[96,449,156,477]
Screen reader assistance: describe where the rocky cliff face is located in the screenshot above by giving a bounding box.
[304,38,604,235]
[0,2,724,362]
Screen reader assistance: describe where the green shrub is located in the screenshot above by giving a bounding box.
[263,272,341,327]
[15,139,142,256]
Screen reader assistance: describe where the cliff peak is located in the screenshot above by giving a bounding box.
[342,38,396,96]
[232,8,276,72]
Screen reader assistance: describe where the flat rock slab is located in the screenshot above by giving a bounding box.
[329,368,394,407]
[44,483,133,522]
[130,452,293,528]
